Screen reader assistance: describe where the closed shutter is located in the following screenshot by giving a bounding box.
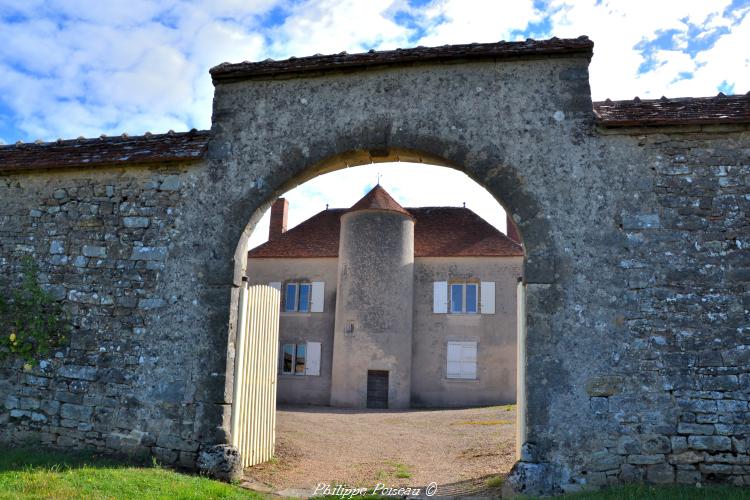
[268,282,281,291]
[433,281,448,313]
[446,342,462,378]
[461,343,477,379]
[480,281,495,314]
[447,341,477,379]
[311,281,325,312]
[305,341,321,376]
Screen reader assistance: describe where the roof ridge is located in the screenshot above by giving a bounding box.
[211,37,593,82]
[0,129,210,150]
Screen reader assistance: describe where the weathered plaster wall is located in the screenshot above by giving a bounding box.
[331,209,415,408]
[245,257,337,405]
[411,256,523,407]
[0,49,747,494]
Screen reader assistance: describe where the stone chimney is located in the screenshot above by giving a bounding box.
[269,198,289,241]
[506,213,522,243]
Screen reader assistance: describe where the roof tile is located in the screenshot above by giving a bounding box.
[211,36,594,82]
[593,94,750,127]
[0,129,210,172]
[247,206,524,259]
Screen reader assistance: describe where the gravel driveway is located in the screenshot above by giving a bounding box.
[243,405,516,496]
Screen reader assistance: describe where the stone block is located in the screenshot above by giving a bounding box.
[671,436,688,454]
[589,450,622,471]
[619,463,643,483]
[138,298,165,310]
[585,375,624,397]
[153,446,179,465]
[627,454,664,465]
[701,375,739,391]
[641,434,671,454]
[670,451,704,464]
[49,240,65,254]
[676,469,701,484]
[156,433,199,452]
[159,175,181,191]
[622,213,660,230]
[677,422,714,435]
[646,463,674,483]
[717,399,747,412]
[60,403,93,421]
[130,246,167,261]
[123,216,150,228]
[616,435,641,455]
[688,435,732,451]
[82,245,107,258]
[58,365,97,381]
[197,444,242,482]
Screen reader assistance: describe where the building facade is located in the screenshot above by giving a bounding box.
[247,185,524,408]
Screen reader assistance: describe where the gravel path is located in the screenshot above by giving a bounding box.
[244,405,516,496]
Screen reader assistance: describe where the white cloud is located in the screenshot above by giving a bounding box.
[546,0,742,99]
[415,0,542,46]
[0,1,275,140]
[266,0,412,58]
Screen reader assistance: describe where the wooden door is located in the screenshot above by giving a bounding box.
[366,370,389,409]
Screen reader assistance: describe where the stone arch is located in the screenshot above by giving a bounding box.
[192,41,595,492]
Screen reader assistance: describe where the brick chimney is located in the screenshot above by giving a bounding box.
[269,198,289,241]
[506,213,522,243]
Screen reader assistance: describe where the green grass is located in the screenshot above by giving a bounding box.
[453,419,514,426]
[485,475,504,488]
[563,484,750,500]
[0,446,264,499]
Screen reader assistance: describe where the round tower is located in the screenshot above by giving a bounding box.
[330,185,415,408]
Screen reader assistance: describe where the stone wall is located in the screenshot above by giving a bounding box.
[565,128,750,490]
[0,47,747,494]
[0,162,232,468]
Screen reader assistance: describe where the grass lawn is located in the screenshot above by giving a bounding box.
[0,447,262,500]
[564,483,750,500]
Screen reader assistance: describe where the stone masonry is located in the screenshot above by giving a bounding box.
[0,38,748,493]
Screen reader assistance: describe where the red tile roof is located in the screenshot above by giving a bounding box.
[211,36,594,82]
[593,94,750,127]
[0,130,210,173]
[247,206,523,259]
[347,185,413,218]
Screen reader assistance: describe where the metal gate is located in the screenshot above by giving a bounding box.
[230,282,280,467]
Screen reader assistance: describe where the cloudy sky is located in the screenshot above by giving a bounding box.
[0,0,747,246]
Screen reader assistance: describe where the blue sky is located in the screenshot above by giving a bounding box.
[0,0,748,246]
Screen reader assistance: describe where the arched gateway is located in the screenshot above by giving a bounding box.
[1,37,749,494]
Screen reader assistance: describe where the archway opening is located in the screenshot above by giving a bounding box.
[230,154,527,495]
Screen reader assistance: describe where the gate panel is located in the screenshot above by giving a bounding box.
[231,283,280,467]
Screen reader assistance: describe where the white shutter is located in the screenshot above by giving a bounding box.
[447,341,477,379]
[462,343,477,379]
[433,281,448,313]
[480,281,495,314]
[268,282,281,290]
[305,341,321,376]
[311,281,325,312]
[447,342,462,378]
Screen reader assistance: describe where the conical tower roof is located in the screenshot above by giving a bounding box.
[347,184,413,218]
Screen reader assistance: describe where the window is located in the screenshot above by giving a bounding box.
[447,341,477,379]
[284,282,311,312]
[449,282,478,314]
[280,342,321,376]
